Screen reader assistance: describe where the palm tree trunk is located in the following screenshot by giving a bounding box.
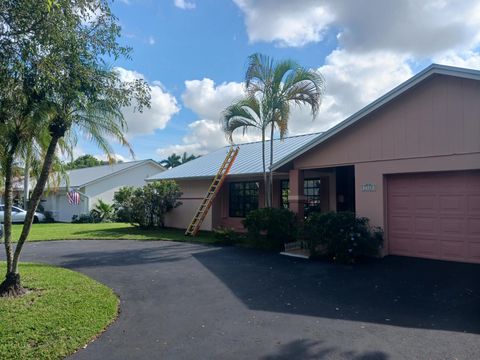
[3,149,15,272]
[23,144,31,209]
[11,134,60,275]
[261,129,269,208]
[0,140,26,297]
[268,122,274,208]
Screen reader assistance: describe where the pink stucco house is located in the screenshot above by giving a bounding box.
[147,64,480,264]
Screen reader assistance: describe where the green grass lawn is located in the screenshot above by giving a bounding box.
[11,222,218,244]
[0,262,118,360]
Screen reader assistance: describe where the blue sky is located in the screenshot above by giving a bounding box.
[78,0,480,162]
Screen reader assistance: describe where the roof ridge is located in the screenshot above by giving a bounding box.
[67,159,144,172]
[225,131,323,148]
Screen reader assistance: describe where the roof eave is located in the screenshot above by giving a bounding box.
[146,171,270,182]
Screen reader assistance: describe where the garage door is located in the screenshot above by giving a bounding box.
[387,171,480,263]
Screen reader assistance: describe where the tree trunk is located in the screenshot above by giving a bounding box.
[23,145,31,209]
[3,149,15,273]
[261,129,268,208]
[268,122,274,208]
[0,140,26,297]
[0,272,25,297]
[11,134,60,274]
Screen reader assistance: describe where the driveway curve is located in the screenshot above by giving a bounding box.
[13,240,480,360]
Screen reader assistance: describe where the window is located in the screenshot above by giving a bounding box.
[280,180,290,208]
[229,181,259,217]
[279,178,322,215]
[304,178,322,216]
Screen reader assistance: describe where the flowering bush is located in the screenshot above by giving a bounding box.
[303,212,383,263]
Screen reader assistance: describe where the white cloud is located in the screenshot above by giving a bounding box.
[157,0,480,159]
[233,0,333,47]
[332,0,479,56]
[174,0,196,10]
[148,36,156,45]
[114,67,180,137]
[434,50,480,70]
[288,50,413,135]
[156,119,227,158]
[156,78,260,157]
[182,78,245,120]
[233,0,480,54]
[94,153,131,163]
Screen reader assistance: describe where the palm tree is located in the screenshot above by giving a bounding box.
[11,93,134,281]
[92,199,114,222]
[181,152,198,164]
[0,85,53,296]
[160,153,182,169]
[222,96,270,206]
[245,53,325,206]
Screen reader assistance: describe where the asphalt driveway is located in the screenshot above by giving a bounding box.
[13,240,480,359]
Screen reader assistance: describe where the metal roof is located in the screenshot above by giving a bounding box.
[62,159,164,188]
[147,133,321,181]
[271,63,480,170]
[149,64,480,182]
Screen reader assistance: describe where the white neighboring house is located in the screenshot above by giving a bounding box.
[40,160,165,222]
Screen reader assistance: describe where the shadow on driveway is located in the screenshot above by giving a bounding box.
[193,246,480,334]
[260,339,389,360]
[58,242,207,268]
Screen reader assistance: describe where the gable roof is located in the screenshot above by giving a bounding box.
[148,63,480,182]
[147,133,320,181]
[63,159,164,188]
[271,63,480,170]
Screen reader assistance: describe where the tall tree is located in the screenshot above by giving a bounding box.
[65,154,111,170]
[245,53,324,206]
[222,96,270,206]
[160,153,182,169]
[0,0,150,296]
[181,152,198,164]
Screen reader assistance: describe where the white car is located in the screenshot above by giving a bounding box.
[0,205,45,223]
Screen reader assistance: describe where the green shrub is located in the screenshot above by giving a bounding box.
[43,211,56,223]
[113,181,182,229]
[113,186,135,222]
[71,213,100,223]
[303,211,383,263]
[213,227,243,245]
[90,199,114,222]
[242,208,298,251]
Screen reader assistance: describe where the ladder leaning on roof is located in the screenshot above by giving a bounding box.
[185,146,240,236]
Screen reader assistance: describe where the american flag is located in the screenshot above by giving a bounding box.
[67,189,80,205]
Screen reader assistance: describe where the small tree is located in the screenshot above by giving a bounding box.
[113,186,135,222]
[91,199,114,222]
[113,181,182,229]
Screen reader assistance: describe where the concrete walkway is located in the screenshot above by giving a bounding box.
[14,240,480,359]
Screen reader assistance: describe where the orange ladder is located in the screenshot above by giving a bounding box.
[185,146,239,236]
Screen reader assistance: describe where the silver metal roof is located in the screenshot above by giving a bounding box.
[63,159,164,188]
[147,133,321,181]
[150,64,480,182]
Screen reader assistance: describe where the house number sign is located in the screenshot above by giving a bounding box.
[361,183,376,192]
